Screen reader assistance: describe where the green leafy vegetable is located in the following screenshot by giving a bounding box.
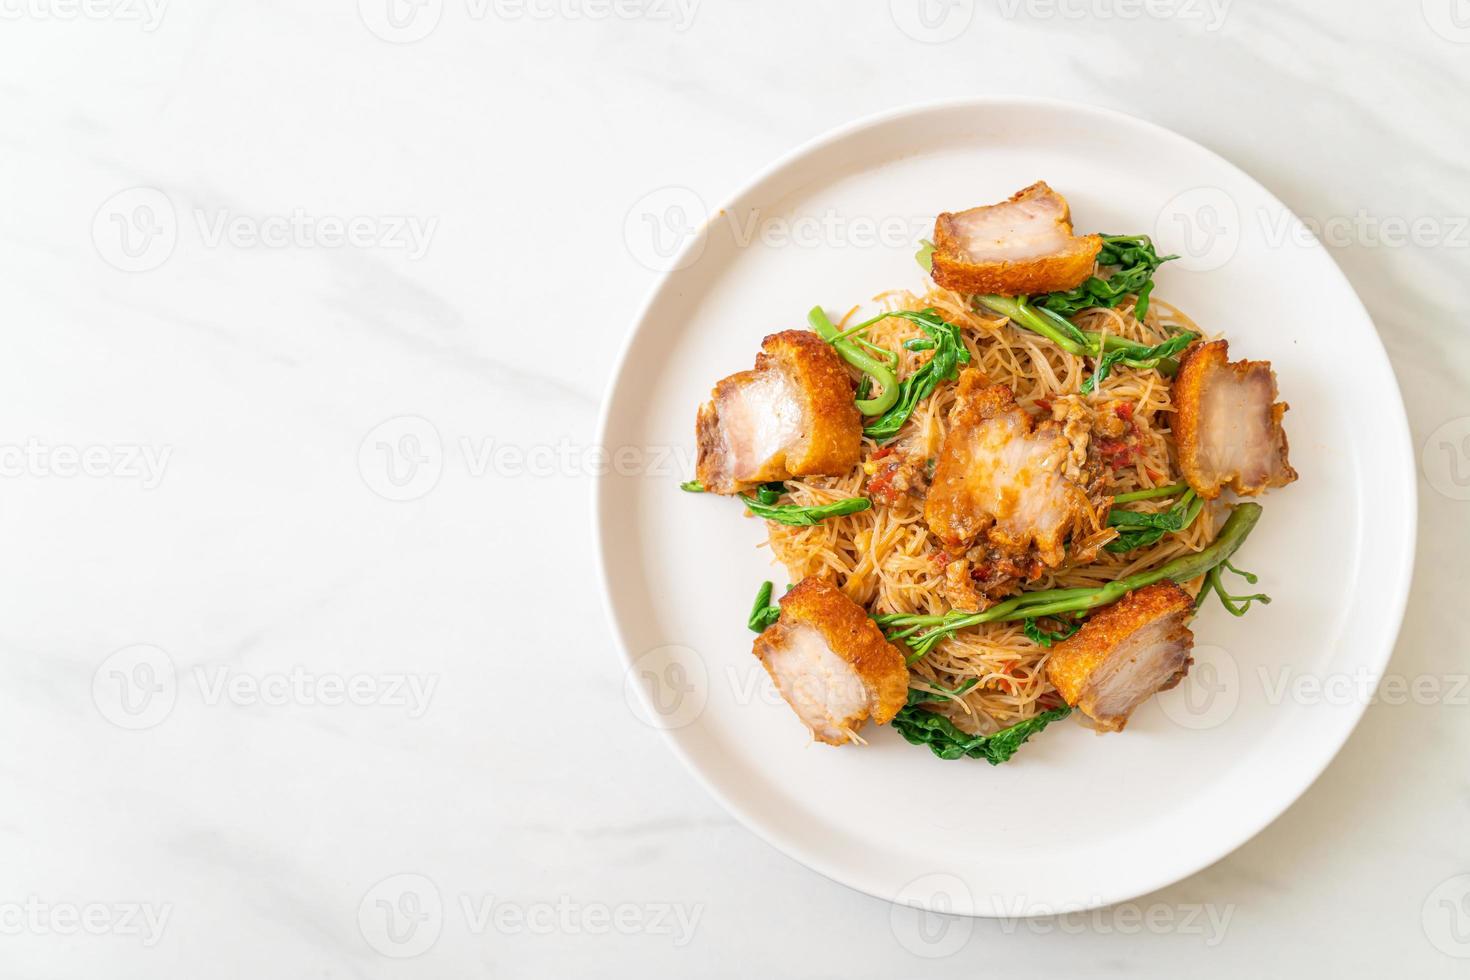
[1037,235,1178,322]
[918,235,1174,324]
[1022,617,1082,647]
[683,478,863,525]
[1196,560,1271,616]
[906,678,980,704]
[1111,482,1189,504]
[1081,331,1198,395]
[882,608,988,663]
[976,294,1091,356]
[861,309,971,443]
[957,234,1185,382]
[747,581,781,633]
[915,239,936,272]
[921,237,1186,393]
[919,240,1089,358]
[891,687,1072,764]
[878,503,1264,662]
[752,482,786,505]
[808,307,900,416]
[1104,489,1204,553]
[739,493,872,526]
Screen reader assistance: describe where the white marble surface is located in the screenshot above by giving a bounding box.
[1,0,1467,976]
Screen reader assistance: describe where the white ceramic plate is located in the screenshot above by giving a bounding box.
[595,99,1415,916]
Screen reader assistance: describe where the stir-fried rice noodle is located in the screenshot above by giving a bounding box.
[764,286,1217,734]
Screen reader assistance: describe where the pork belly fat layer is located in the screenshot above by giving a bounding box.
[1044,582,1196,733]
[694,330,861,494]
[758,625,872,744]
[924,372,1098,567]
[1173,340,1297,500]
[698,372,803,488]
[751,578,909,746]
[930,181,1103,296]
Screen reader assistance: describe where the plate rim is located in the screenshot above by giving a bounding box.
[592,95,1418,916]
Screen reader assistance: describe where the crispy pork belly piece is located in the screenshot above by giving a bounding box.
[751,579,909,745]
[924,372,1103,568]
[1044,582,1195,733]
[695,330,861,495]
[930,181,1103,296]
[1173,340,1297,500]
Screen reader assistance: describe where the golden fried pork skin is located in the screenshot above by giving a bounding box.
[752,579,909,745]
[930,181,1103,296]
[1044,582,1195,733]
[924,372,1101,567]
[695,330,861,495]
[1173,340,1297,500]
